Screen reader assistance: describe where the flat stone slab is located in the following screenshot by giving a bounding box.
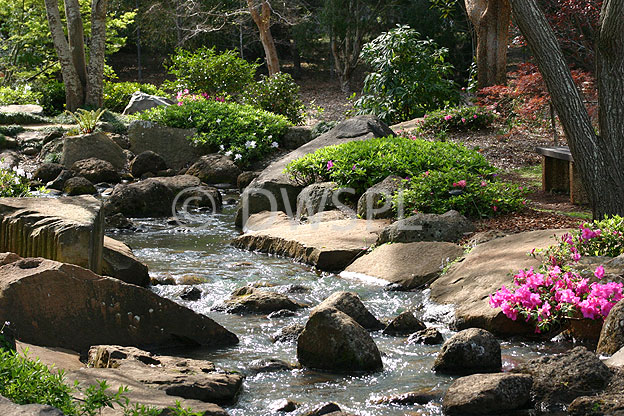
[342,242,464,290]
[0,196,104,273]
[430,229,570,336]
[0,104,43,115]
[233,218,388,271]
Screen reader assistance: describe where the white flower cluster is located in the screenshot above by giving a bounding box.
[245,140,257,149]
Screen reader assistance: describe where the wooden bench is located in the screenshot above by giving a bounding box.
[536,146,588,205]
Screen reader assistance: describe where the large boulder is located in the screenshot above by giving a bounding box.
[520,346,611,412]
[0,196,104,273]
[63,176,96,196]
[432,328,501,375]
[232,218,386,272]
[313,291,383,330]
[71,158,120,184]
[236,115,394,227]
[0,255,238,352]
[282,126,313,149]
[378,210,474,244]
[297,307,383,373]
[342,242,464,290]
[128,120,202,170]
[62,132,126,171]
[568,368,624,416]
[122,91,174,115]
[597,300,624,355]
[296,182,340,219]
[0,396,64,416]
[33,163,63,183]
[442,373,533,415]
[186,154,242,185]
[430,229,570,336]
[130,150,167,178]
[102,236,149,286]
[356,175,404,220]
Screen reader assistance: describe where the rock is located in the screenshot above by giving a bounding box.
[63,176,96,196]
[243,211,296,232]
[373,389,441,405]
[0,256,238,352]
[23,147,39,156]
[605,347,624,367]
[0,150,19,170]
[151,175,223,210]
[301,402,343,416]
[520,346,611,411]
[237,171,260,191]
[271,324,304,343]
[0,196,104,273]
[122,91,174,115]
[237,115,395,227]
[357,175,404,220]
[0,104,43,115]
[466,230,507,247]
[232,218,387,272]
[71,158,120,184]
[597,300,624,355]
[342,242,464,290]
[442,373,533,415]
[268,309,296,319]
[270,399,298,412]
[130,150,167,178]
[102,236,150,286]
[186,154,242,185]
[33,163,63,183]
[151,275,176,285]
[314,291,383,330]
[568,368,624,416]
[128,120,202,171]
[180,287,202,301]
[88,345,216,372]
[305,210,353,223]
[222,289,306,314]
[383,311,426,335]
[109,133,130,149]
[408,327,444,345]
[297,307,383,373]
[282,126,313,149]
[62,132,126,171]
[430,229,571,336]
[0,395,64,416]
[104,213,135,230]
[378,210,474,244]
[178,275,209,285]
[247,358,295,374]
[296,182,341,219]
[432,328,501,375]
[46,169,74,191]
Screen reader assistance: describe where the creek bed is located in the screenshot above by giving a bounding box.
[111,196,568,415]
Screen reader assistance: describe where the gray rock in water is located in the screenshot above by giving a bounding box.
[314,291,383,330]
[432,328,501,375]
[63,176,96,196]
[408,327,444,345]
[296,182,340,219]
[122,91,173,115]
[357,175,404,220]
[222,289,306,315]
[379,210,474,243]
[102,236,150,287]
[383,311,426,335]
[34,163,63,183]
[270,398,299,412]
[180,286,202,301]
[443,373,533,415]
[186,154,241,186]
[130,150,167,178]
[237,171,260,191]
[271,323,304,343]
[71,158,120,184]
[297,307,383,373]
[62,132,126,171]
[247,358,295,374]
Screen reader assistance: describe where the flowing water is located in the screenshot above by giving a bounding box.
[111,192,567,415]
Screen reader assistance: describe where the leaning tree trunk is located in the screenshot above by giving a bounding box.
[509,0,624,218]
[85,0,109,108]
[247,0,280,76]
[63,0,87,88]
[466,0,511,88]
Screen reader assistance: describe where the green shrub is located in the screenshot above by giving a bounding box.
[0,85,42,106]
[138,97,290,167]
[103,81,168,113]
[0,112,47,125]
[33,80,66,116]
[164,47,258,97]
[244,73,305,125]
[354,25,459,124]
[0,125,25,136]
[0,167,33,197]
[416,106,496,134]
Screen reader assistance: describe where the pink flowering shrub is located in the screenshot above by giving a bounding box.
[415,106,495,135]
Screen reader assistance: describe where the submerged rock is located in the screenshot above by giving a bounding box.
[222,288,306,315]
[271,324,305,343]
[383,311,426,335]
[407,327,444,345]
[432,328,501,375]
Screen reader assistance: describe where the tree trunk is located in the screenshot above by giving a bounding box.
[509,0,624,218]
[466,0,511,88]
[85,0,109,108]
[247,0,280,76]
[43,0,84,111]
[64,0,87,87]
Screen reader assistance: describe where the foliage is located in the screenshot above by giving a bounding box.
[163,47,258,97]
[0,125,25,137]
[244,73,305,125]
[0,111,47,125]
[34,80,66,116]
[65,108,105,134]
[398,170,527,218]
[0,166,32,197]
[310,120,339,139]
[0,85,41,106]
[138,96,290,167]
[415,106,496,134]
[354,25,459,124]
[103,81,168,113]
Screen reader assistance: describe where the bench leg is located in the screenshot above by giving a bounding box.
[542,156,570,193]
[570,162,589,205]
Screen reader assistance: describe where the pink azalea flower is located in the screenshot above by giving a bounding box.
[326,160,334,170]
[473,114,478,119]
[444,115,452,121]
[461,118,466,123]
[481,181,487,187]
[595,265,605,279]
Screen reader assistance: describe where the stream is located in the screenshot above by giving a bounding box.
[110,191,567,415]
